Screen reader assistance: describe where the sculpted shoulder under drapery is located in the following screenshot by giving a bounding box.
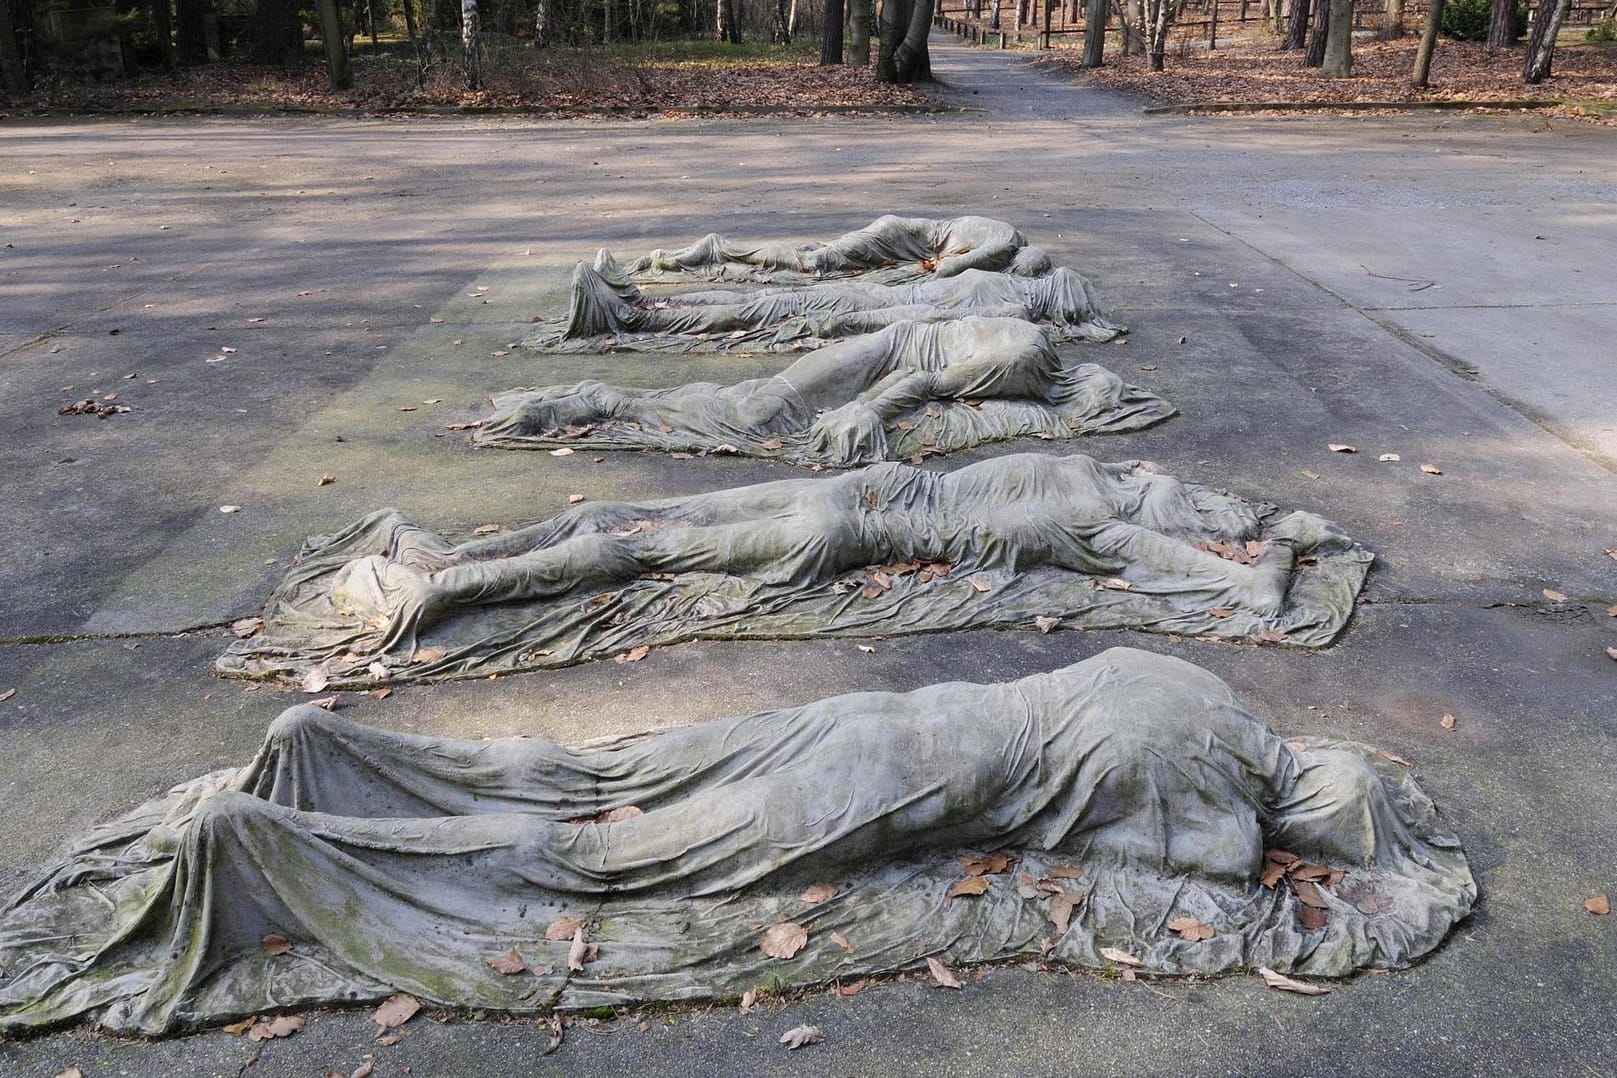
[0,649,1474,1034]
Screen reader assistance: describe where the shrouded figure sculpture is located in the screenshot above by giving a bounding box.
[1,649,1474,1034]
[530,257,1123,353]
[478,317,1173,464]
[219,452,1374,687]
[624,214,1041,283]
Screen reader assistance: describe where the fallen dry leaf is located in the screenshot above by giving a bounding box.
[1048,890,1082,935]
[1607,647,1617,662]
[567,926,590,971]
[1586,895,1610,916]
[487,948,527,975]
[949,876,991,898]
[969,577,992,593]
[1047,865,1083,880]
[0,688,15,702]
[372,994,420,1029]
[568,494,586,505]
[780,1023,824,1049]
[1374,748,1413,767]
[739,989,757,1013]
[230,617,264,638]
[311,694,340,712]
[411,646,449,665]
[1098,577,1132,591]
[830,931,855,955]
[613,645,651,664]
[219,504,242,514]
[1328,443,1357,454]
[1100,946,1142,967]
[958,852,1013,876]
[368,687,393,700]
[1099,945,1143,968]
[800,882,838,904]
[549,447,574,456]
[856,644,876,654]
[1298,905,1329,931]
[926,956,963,989]
[221,1017,258,1034]
[1167,916,1216,942]
[317,475,336,487]
[761,922,809,960]
[301,666,330,694]
[837,978,867,997]
[1440,713,1457,730]
[1300,469,1320,480]
[1606,603,1617,617]
[1542,588,1569,603]
[1378,453,1401,462]
[472,523,503,535]
[260,933,292,956]
[1258,967,1329,995]
[1034,615,1060,633]
[542,1013,565,1055]
[247,1014,305,1041]
[546,916,586,941]
[1419,463,1443,475]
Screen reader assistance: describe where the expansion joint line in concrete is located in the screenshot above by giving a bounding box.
[1182,209,1617,478]
[0,621,236,648]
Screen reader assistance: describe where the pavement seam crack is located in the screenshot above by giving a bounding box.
[0,621,236,647]
[1183,208,1617,477]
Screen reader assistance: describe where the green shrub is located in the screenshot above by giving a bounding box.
[1440,0,1526,40]
[1587,18,1617,41]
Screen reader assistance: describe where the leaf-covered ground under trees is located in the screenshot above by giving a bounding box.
[1035,31,1617,122]
[5,41,932,117]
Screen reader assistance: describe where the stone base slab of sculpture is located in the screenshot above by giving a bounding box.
[476,318,1174,466]
[218,453,1373,688]
[1,650,1474,1035]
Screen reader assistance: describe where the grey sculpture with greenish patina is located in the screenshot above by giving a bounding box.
[625,214,1043,284]
[217,452,1372,687]
[0,648,1474,1034]
[528,257,1122,353]
[480,317,1173,464]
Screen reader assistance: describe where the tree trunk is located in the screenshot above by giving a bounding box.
[604,0,617,41]
[1083,0,1106,63]
[1303,0,1327,64]
[1122,0,1145,51]
[1321,0,1351,73]
[1380,0,1403,38]
[317,0,354,86]
[532,0,546,44]
[247,0,303,64]
[151,0,175,67]
[821,0,844,59]
[1410,0,1443,86]
[176,0,209,63]
[0,0,27,95]
[1144,0,1172,68]
[1522,0,1571,82]
[1282,0,1307,47]
[461,0,480,88]
[877,0,932,80]
[849,0,871,61]
[1486,0,1517,46]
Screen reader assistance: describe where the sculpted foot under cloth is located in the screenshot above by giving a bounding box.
[1,649,1474,1033]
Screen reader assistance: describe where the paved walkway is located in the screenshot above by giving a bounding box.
[1,33,1615,1077]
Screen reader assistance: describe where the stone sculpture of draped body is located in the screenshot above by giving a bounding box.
[0,649,1474,1034]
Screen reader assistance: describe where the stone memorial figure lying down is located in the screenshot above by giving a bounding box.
[478,317,1174,465]
[217,451,1374,687]
[623,213,1041,283]
[0,648,1474,1034]
[531,255,1122,352]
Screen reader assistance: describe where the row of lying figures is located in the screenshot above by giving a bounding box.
[0,217,1473,1036]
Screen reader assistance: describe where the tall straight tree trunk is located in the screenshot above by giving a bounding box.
[1410,0,1444,85]
[1122,0,1145,51]
[1321,0,1351,72]
[0,0,27,94]
[532,0,546,44]
[1083,0,1106,63]
[176,0,208,63]
[848,0,871,63]
[1303,0,1328,64]
[1486,0,1518,45]
[1522,0,1571,81]
[1380,0,1403,38]
[317,0,354,86]
[876,0,932,80]
[461,0,480,87]
[151,0,175,67]
[1282,0,1307,46]
[821,0,844,60]
[604,0,617,41]
[1144,0,1172,68]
